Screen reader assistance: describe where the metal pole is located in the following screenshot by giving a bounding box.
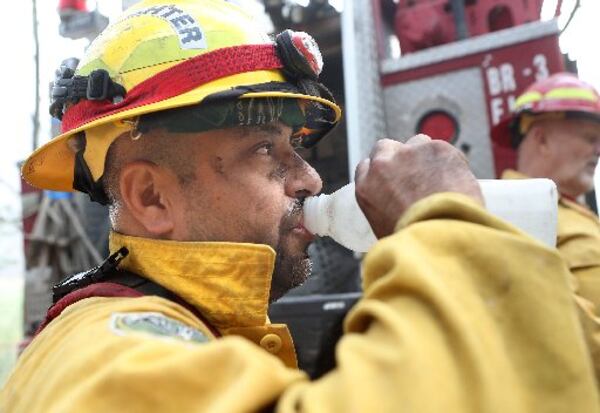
[555,0,564,17]
[32,0,41,150]
[450,0,469,40]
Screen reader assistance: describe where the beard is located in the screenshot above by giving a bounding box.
[269,250,312,303]
[268,201,313,302]
[183,188,313,302]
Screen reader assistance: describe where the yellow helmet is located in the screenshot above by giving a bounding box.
[23,0,341,203]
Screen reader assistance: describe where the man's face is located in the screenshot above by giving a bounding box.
[542,118,600,197]
[172,122,322,301]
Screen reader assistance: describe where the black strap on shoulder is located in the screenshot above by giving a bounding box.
[102,270,180,302]
[53,247,130,303]
[53,246,178,304]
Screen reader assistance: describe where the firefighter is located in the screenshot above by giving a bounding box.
[2,2,598,411]
[494,73,600,310]
[494,73,600,380]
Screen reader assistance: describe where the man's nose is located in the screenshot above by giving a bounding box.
[285,155,323,199]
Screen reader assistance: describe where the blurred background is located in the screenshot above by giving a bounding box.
[1,0,599,383]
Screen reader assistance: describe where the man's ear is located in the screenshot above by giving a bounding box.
[118,161,178,237]
[528,125,551,157]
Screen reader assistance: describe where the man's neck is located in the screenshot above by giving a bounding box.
[515,167,587,205]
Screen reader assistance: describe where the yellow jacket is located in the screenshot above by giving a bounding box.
[1,194,598,412]
[503,169,600,308]
[557,196,600,309]
[503,169,600,380]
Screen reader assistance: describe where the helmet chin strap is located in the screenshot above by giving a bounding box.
[72,135,110,205]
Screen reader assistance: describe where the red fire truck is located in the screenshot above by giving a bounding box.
[342,0,566,179]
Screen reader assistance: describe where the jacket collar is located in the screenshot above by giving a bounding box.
[109,232,275,331]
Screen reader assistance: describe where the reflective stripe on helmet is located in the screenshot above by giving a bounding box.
[514,91,543,109]
[545,87,598,102]
[515,87,599,110]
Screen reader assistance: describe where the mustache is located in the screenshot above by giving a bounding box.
[280,200,304,232]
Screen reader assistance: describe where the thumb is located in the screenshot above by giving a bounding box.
[354,158,371,184]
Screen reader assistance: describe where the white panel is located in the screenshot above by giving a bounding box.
[383,68,495,178]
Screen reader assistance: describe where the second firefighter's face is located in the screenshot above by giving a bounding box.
[542,118,600,197]
[172,122,322,301]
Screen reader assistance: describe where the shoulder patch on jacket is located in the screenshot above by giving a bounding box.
[110,312,209,344]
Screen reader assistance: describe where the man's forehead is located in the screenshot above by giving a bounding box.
[542,117,600,134]
[237,122,292,140]
[258,122,291,137]
[554,119,600,142]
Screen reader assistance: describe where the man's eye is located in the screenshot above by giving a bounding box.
[256,143,274,155]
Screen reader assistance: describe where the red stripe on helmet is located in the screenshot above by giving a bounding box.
[61,44,283,133]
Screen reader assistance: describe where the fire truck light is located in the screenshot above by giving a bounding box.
[416,110,459,144]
